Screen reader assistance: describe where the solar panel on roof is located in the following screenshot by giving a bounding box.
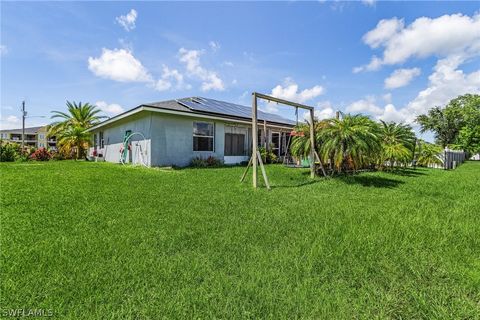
[177,97,295,125]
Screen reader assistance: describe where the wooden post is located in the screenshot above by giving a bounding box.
[263,120,267,148]
[309,108,316,179]
[252,93,258,188]
[257,151,271,190]
[240,156,253,182]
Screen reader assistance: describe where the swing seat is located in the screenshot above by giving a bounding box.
[289,131,305,137]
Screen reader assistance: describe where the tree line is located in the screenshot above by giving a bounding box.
[290,93,479,174]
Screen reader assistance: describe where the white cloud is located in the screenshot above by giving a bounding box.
[406,55,480,116]
[353,55,382,73]
[209,41,220,52]
[155,65,187,91]
[363,18,404,49]
[362,0,376,7]
[0,115,20,130]
[270,78,324,104]
[315,101,336,120]
[88,48,152,83]
[116,9,137,32]
[384,67,421,89]
[6,115,19,123]
[351,55,480,124]
[346,96,383,115]
[95,101,125,115]
[302,102,335,122]
[351,12,480,126]
[222,61,234,67]
[265,78,324,114]
[376,104,410,123]
[0,45,7,56]
[178,48,224,91]
[344,98,411,123]
[357,13,480,70]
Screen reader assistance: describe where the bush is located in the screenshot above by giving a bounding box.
[259,146,279,164]
[50,151,65,161]
[190,156,223,168]
[0,142,20,162]
[30,147,51,161]
[16,152,30,162]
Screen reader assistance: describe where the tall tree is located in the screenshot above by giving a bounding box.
[49,101,106,159]
[416,94,480,148]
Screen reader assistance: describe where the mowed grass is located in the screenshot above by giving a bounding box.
[1,161,479,319]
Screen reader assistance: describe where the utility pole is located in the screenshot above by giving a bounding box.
[21,101,26,151]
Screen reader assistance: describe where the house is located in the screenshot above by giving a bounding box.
[87,97,296,167]
[0,126,57,149]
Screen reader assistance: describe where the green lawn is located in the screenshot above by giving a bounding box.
[1,161,479,319]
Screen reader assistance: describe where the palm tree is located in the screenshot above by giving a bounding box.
[416,141,443,167]
[57,126,91,159]
[378,121,416,169]
[49,101,106,159]
[317,114,380,173]
[290,124,312,158]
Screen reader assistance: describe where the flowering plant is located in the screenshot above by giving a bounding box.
[30,148,51,161]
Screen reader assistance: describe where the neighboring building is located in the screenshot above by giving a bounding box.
[87,97,296,167]
[0,126,57,149]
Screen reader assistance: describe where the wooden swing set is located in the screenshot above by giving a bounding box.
[241,92,327,190]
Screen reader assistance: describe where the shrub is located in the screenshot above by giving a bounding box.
[206,156,222,167]
[190,156,222,168]
[30,147,51,161]
[50,151,65,161]
[0,142,20,162]
[259,147,278,164]
[16,152,30,162]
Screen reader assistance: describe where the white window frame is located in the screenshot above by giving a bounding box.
[193,121,215,152]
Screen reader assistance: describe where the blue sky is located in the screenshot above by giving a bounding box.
[1,1,479,141]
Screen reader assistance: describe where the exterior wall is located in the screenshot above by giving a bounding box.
[89,110,291,167]
[149,113,226,167]
[89,112,153,166]
[37,127,48,148]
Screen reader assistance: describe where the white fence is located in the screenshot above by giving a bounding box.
[438,148,467,170]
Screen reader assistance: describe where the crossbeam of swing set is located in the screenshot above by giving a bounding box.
[241,92,326,190]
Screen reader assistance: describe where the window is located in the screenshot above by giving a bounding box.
[193,122,214,151]
[225,133,245,156]
[39,134,45,139]
[99,131,104,148]
[0,133,7,139]
[93,134,97,149]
